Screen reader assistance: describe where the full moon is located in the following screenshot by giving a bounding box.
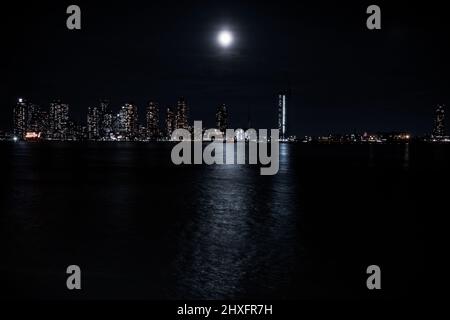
[218,30,233,47]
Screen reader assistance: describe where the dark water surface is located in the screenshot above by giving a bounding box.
[0,142,443,299]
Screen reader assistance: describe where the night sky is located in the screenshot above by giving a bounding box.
[1,0,449,135]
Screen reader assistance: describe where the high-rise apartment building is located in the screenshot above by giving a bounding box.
[146,101,159,140]
[166,107,176,139]
[118,103,138,140]
[432,105,446,138]
[176,97,189,130]
[48,100,69,140]
[13,98,28,139]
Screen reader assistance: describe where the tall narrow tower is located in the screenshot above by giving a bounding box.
[278,92,287,140]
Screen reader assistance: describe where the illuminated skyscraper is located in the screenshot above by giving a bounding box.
[26,104,45,134]
[146,101,159,140]
[176,97,189,130]
[278,92,287,140]
[215,104,228,133]
[166,107,176,139]
[87,105,101,140]
[26,103,37,131]
[99,100,112,140]
[87,100,111,140]
[48,100,69,140]
[118,103,138,141]
[102,112,113,140]
[432,105,446,138]
[13,98,27,139]
[112,112,123,139]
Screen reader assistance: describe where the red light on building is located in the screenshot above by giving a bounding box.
[25,132,41,141]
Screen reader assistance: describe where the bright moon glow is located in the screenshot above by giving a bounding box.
[218,31,233,47]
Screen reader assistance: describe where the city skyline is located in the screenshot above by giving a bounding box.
[2,2,450,136]
[5,95,448,142]
[4,93,450,138]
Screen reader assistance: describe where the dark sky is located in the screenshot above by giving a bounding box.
[1,0,449,135]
